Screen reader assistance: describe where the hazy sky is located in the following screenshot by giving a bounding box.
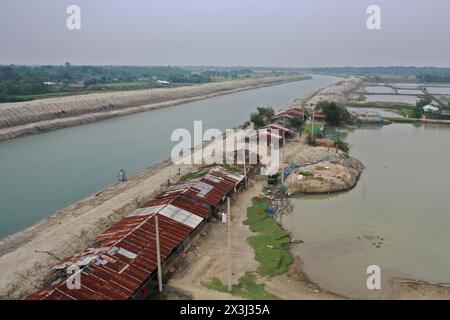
[0,0,449,67]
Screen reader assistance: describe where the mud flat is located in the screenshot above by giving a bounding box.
[0,75,308,141]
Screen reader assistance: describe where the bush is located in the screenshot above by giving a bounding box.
[335,137,350,153]
[306,134,316,146]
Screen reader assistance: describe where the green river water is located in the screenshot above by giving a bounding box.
[0,75,341,239]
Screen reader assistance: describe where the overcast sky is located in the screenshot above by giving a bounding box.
[0,0,449,67]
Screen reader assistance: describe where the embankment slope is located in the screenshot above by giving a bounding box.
[0,75,307,141]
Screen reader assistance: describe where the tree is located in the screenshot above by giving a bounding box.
[256,106,274,120]
[413,97,432,118]
[250,113,266,128]
[413,105,424,118]
[289,116,304,130]
[249,106,275,128]
[317,101,350,125]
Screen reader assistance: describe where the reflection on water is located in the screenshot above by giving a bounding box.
[284,123,450,299]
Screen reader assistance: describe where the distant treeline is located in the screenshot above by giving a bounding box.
[298,66,450,83]
[0,64,255,102]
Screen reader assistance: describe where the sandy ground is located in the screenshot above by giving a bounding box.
[305,76,362,106]
[167,178,340,300]
[1,76,448,300]
[283,138,364,195]
[0,75,308,141]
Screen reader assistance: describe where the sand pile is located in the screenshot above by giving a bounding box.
[285,159,363,195]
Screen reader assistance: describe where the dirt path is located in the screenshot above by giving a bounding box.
[167,178,340,300]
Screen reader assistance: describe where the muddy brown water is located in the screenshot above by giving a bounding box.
[284,123,450,299]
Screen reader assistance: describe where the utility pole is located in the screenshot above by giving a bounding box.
[311,104,315,141]
[280,116,286,187]
[282,116,286,162]
[242,148,247,189]
[155,215,163,292]
[227,197,232,291]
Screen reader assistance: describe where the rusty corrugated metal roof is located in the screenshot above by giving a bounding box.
[27,168,244,300]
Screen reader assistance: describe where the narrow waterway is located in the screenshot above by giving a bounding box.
[284,123,450,299]
[0,75,341,239]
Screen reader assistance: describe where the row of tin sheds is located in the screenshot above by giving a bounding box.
[26,108,299,300]
[26,168,250,300]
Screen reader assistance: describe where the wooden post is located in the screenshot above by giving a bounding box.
[311,104,315,141]
[155,215,163,292]
[227,197,232,291]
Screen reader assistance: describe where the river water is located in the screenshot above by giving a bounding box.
[284,123,450,299]
[0,75,341,239]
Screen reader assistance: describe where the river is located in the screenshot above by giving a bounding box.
[284,123,450,299]
[0,74,341,239]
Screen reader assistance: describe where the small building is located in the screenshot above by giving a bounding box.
[310,113,327,124]
[441,110,450,120]
[156,80,171,85]
[423,104,439,113]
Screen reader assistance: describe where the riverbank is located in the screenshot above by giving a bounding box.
[166,178,341,300]
[0,75,309,142]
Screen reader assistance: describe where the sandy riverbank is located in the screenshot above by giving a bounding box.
[0,75,308,141]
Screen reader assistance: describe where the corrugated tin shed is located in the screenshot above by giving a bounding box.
[27,212,194,300]
[157,171,243,207]
[26,167,245,300]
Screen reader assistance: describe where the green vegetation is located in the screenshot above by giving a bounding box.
[303,123,323,136]
[250,107,275,128]
[288,116,304,130]
[317,100,351,125]
[400,107,415,118]
[385,117,420,123]
[335,137,350,153]
[0,64,255,102]
[244,199,293,277]
[412,96,434,119]
[203,272,280,300]
[305,133,316,146]
[181,166,214,180]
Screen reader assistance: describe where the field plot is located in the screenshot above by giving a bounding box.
[364,86,396,94]
[364,94,420,105]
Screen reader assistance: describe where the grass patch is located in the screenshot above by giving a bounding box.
[303,123,323,136]
[385,117,421,123]
[399,107,415,118]
[181,166,214,180]
[244,199,293,277]
[203,272,280,300]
